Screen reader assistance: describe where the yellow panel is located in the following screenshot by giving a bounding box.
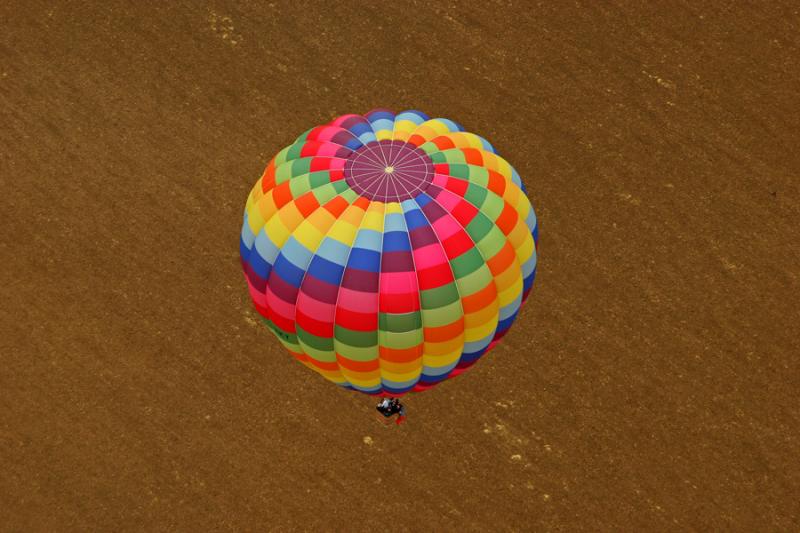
[264,216,291,245]
[507,223,529,249]
[494,265,521,292]
[308,209,336,234]
[277,203,304,229]
[497,277,523,307]
[381,369,423,383]
[464,304,499,329]
[381,358,422,374]
[386,202,403,215]
[517,237,535,263]
[361,203,386,231]
[344,374,382,388]
[293,222,325,251]
[464,316,499,341]
[422,336,464,356]
[421,350,462,367]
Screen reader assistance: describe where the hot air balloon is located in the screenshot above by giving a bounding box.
[239,109,538,398]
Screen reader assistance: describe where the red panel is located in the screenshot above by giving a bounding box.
[462,148,484,166]
[296,308,334,337]
[416,262,453,290]
[324,195,349,218]
[271,182,294,208]
[442,231,475,258]
[495,203,519,235]
[335,307,377,331]
[379,292,420,314]
[486,170,507,196]
[444,176,469,197]
[450,199,479,226]
[432,136,456,151]
[310,156,332,172]
[261,159,277,193]
[294,192,320,218]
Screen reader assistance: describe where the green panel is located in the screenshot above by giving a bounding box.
[274,145,292,165]
[429,151,448,164]
[479,227,507,257]
[420,282,460,308]
[302,343,337,363]
[421,301,464,326]
[458,265,493,295]
[480,193,505,220]
[267,321,297,344]
[309,170,332,188]
[275,162,294,182]
[338,187,359,202]
[335,343,379,361]
[419,141,439,155]
[297,325,334,352]
[466,165,489,186]
[379,329,424,350]
[447,163,470,179]
[441,150,466,164]
[463,184,488,208]
[379,312,422,333]
[335,325,378,348]
[286,143,304,160]
[466,214,494,242]
[307,181,348,205]
[289,174,313,196]
[291,158,312,176]
[450,248,485,279]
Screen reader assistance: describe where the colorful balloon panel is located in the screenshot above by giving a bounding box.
[240,109,538,396]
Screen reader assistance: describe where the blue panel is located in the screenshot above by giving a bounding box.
[272,254,305,287]
[316,237,350,265]
[349,122,372,137]
[353,228,382,251]
[523,269,536,292]
[280,237,313,268]
[348,247,381,272]
[403,208,429,230]
[240,217,256,247]
[248,247,272,279]
[307,256,345,285]
[436,118,463,132]
[414,193,432,207]
[239,237,252,262]
[367,110,395,123]
[495,311,519,333]
[382,231,411,252]
[418,372,450,385]
[499,293,522,320]
[384,212,407,232]
[345,138,363,150]
[382,383,414,395]
[396,110,430,123]
[460,347,487,364]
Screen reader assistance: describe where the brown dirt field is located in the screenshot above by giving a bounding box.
[2,1,799,531]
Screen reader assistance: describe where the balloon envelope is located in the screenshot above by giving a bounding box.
[240,109,538,396]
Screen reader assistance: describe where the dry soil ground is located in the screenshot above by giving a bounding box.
[1,1,799,531]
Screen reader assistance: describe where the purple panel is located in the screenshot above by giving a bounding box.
[341,269,379,292]
[380,251,415,272]
[408,225,439,248]
[344,140,433,202]
[299,275,340,304]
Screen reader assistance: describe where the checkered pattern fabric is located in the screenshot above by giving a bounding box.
[240,109,538,396]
